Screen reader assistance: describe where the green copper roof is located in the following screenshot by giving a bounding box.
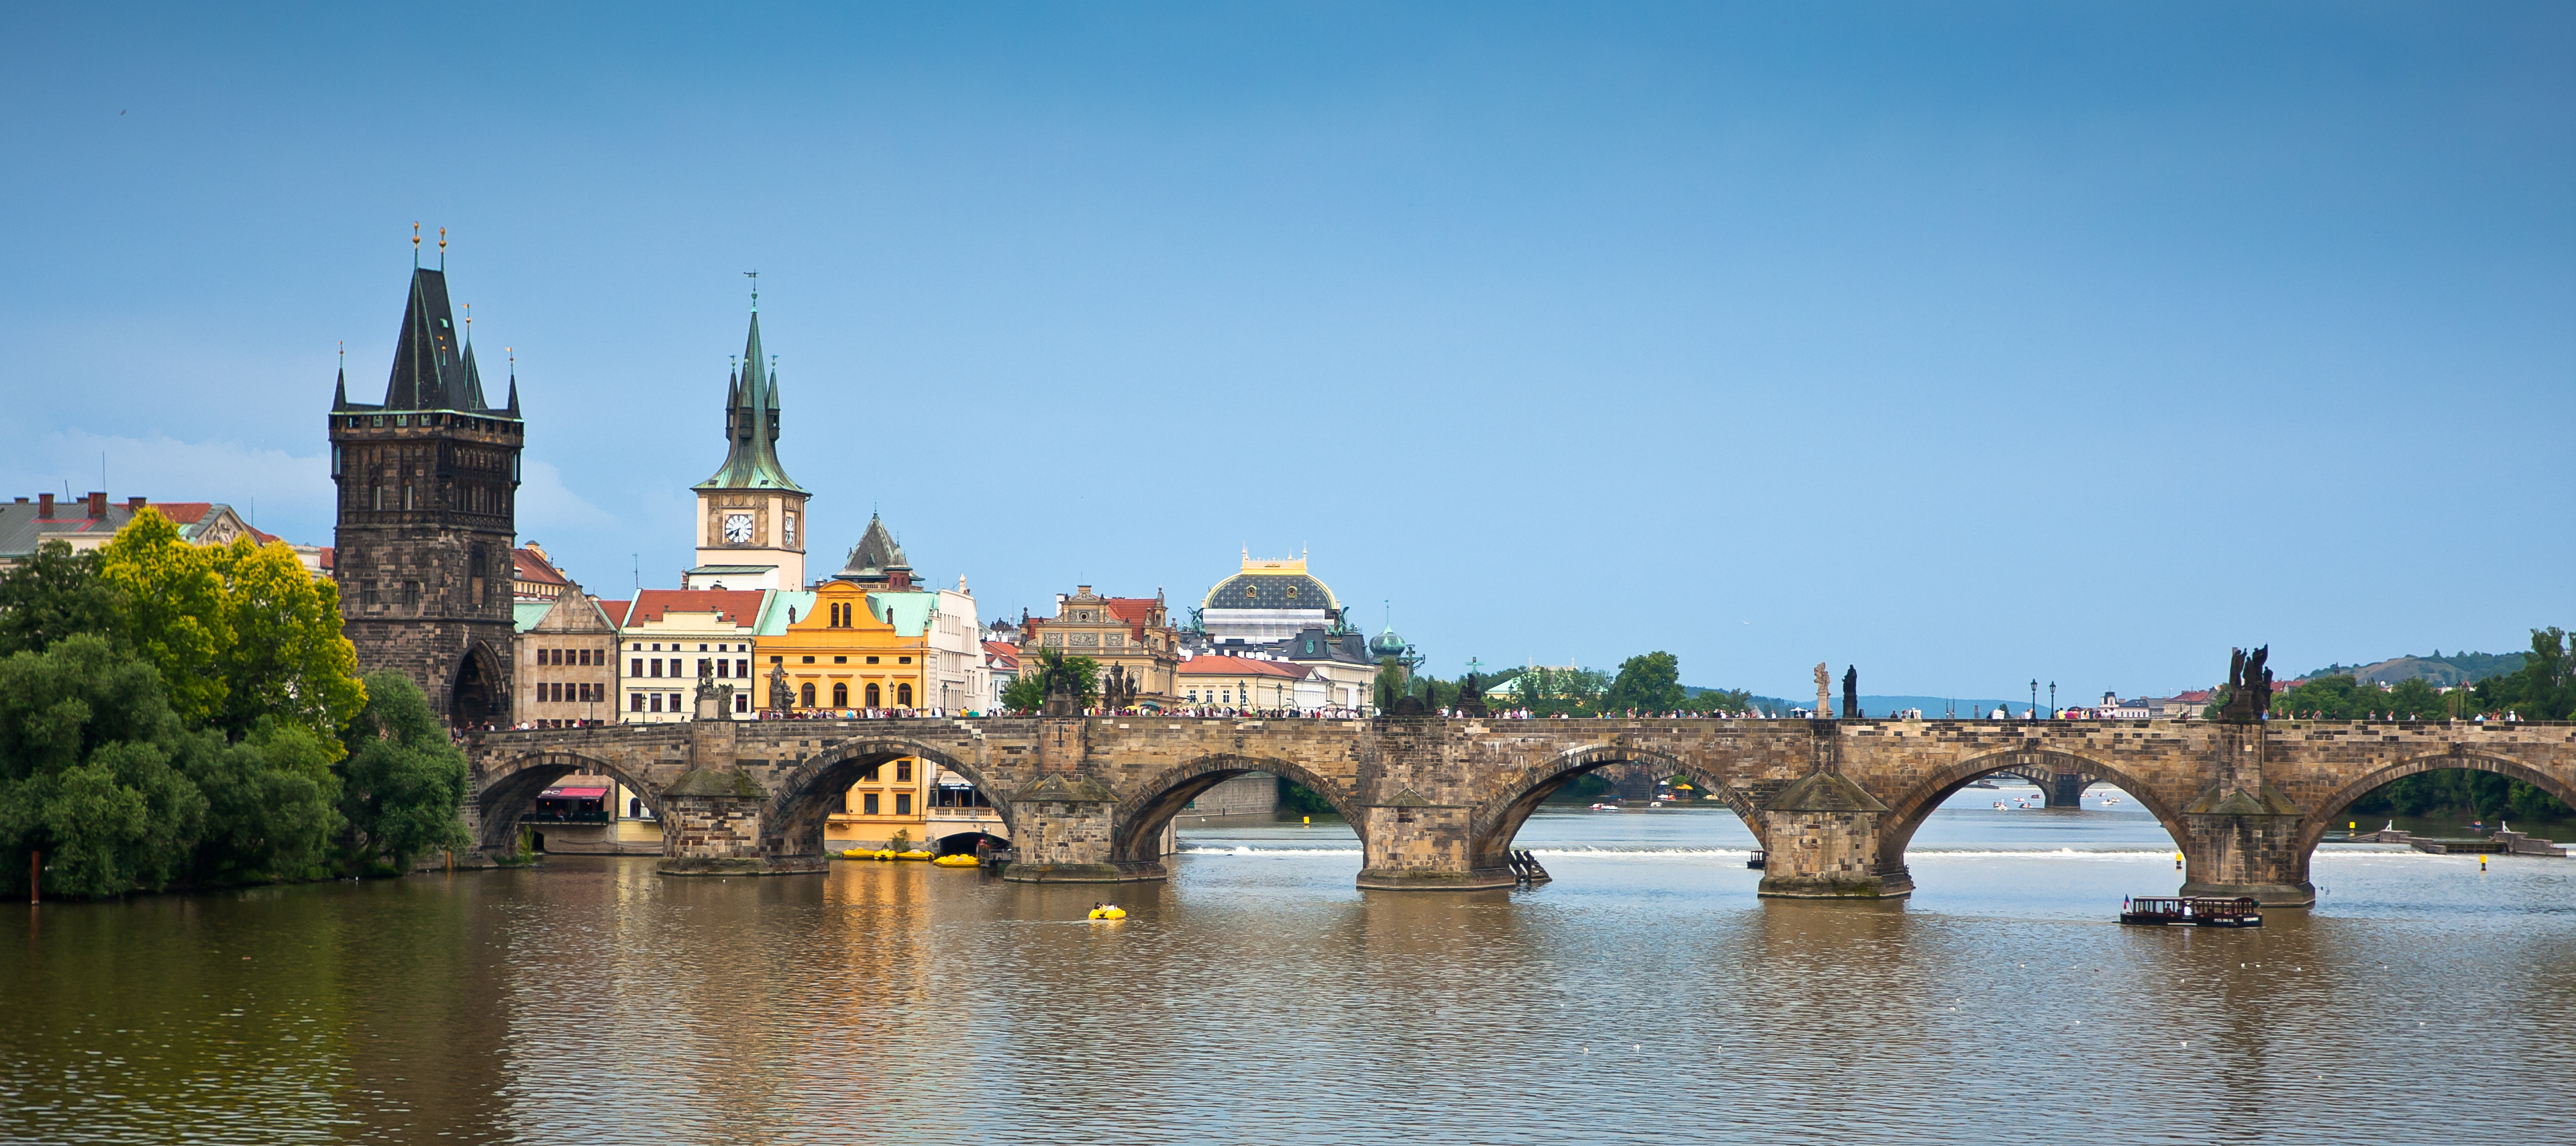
[754,590,817,636]
[513,601,554,633]
[694,309,807,493]
[870,592,936,637]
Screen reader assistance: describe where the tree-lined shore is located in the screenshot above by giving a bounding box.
[1,515,471,899]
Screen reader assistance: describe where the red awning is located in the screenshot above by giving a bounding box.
[539,786,609,800]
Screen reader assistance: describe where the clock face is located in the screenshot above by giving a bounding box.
[723,513,754,543]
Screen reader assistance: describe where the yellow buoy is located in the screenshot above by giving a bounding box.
[1088,905,1127,921]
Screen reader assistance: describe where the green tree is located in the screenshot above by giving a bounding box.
[205,539,366,749]
[187,721,344,886]
[91,511,366,749]
[0,540,123,656]
[95,510,229,729]
[1604,652,1686,713]
[1000,672,1047,712]
[336,672,470,871]
[0,635,211,898]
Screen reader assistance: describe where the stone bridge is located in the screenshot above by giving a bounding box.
[461,715,2576,906]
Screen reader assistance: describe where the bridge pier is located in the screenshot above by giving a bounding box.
[2176,722,2315,906]
[1755,770,1912,899]
[1000,774,1155,883]
[2044,772,2087,809]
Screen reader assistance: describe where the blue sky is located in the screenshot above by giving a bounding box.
[4,3,2569,700]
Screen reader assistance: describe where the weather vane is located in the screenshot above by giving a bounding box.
[745,269,758,311]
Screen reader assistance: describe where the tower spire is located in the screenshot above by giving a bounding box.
[692,281,803,494]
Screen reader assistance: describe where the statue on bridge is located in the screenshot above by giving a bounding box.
[1814,662,1833,719]
[1456,672,1490,718]
[2221,645,2273,721]
[768,663,793,716]
[1843,666,1859,721]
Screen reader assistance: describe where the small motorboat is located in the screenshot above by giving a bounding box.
[1088,904,1127,921]
[1993,800,2008,810]
[1746,849,1767,870]
[1588,803,1621,811]
[931,853,980,868]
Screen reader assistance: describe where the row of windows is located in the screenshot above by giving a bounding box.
[632,642,746,652]
[797,682,913,708]
[532,682,604,702]
[851,792,913,816]
[533,647,599,666]
[794,654,909,665]
[633,657,752,678]
[340,413,515,433]
[629,692,754,713]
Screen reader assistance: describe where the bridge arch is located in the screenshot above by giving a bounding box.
[1877,749,2189,872]
[474,751,664,853]
[2298,750,2576,855]
[1111,753,1366,865]
[762,736,1010,858]
[1468,743,1766,870]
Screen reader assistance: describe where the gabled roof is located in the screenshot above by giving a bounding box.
[513,546,567,586]
[832,513,909,581]
[1103,598,1158,627]
[982,640,1021,669]
[593,598,633,627]
[625,588,766,629]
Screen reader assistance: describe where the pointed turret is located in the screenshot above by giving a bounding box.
[378,266,501,413]
[505,366,520,416]
[332,366,352,411]
[693,305,806,492]
[831,513,909,587]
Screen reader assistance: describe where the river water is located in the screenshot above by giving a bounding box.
[6,783,2573,1145]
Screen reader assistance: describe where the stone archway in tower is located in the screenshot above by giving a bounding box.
[450,641,509,729]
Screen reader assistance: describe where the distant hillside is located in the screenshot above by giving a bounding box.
[1682,685,1796,711]
[2297,651,2525,688]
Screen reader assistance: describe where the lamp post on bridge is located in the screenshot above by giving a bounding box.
[2049,682,2057,719]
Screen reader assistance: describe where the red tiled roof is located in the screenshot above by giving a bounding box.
[2173,689,2214,702]
[625,589,763,628]
[1104,598,1155,623]
[594,598,633,627]
[1178,656,1308,679]
[513,547,568,586]
[317,547,336,571]
[982,640,1021,668]
[150,503,215,525]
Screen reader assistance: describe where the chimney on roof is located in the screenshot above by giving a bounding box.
[127,496,147,511]
[38,493,54,517]
[87,492,105,519]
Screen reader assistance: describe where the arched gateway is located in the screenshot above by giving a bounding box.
[460,713,2576,905]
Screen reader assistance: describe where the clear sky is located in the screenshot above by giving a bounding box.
[4,3,2569,701]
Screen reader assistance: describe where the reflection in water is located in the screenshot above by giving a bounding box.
[5,802,2573,1144]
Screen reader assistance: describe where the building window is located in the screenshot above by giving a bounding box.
[715,660,729,678]
[734,692,749,713]
[668,692,680,711]
[630,692,643,712]
[865,683,882,707]
[649,693,662,713]
[866,656,880,664]
[834,656,847,664]
[862,792,880,815]
[896,683,913,707]
[832,682,848,707]
[631,658,643,676]
[649,660,662,678]
[737,658,749,677]
[784,513,795,545]
[361,582,379,607]
[894,793,911,815]
[800,682,816,707]
[802,655,815,664]
[896,760,912,782]
[898,656,911,664]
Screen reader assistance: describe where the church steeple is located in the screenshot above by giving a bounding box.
[694,298,805,493]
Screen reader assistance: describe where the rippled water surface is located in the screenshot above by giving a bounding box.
[7,785,2573,1145]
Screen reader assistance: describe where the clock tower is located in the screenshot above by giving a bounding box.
[686,292,809,590]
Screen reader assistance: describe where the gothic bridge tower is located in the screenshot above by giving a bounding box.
[329,245,523,726]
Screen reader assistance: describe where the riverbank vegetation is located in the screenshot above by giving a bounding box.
[1380,652,1784,718]
[0,515,472,899]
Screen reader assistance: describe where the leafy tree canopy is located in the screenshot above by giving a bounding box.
[337,672,470,871]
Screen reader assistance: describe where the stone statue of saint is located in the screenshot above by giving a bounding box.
[1843,666,1859,721]
[1814,662,1833,719]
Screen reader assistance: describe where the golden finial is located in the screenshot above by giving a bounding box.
[412,223,420,268]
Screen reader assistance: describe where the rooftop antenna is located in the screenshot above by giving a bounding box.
[438,227,447,272]
[632,553,640,592]
[412,223,420,268]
